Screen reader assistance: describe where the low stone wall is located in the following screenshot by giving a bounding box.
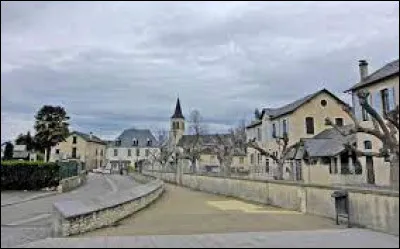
[53,179,164,236]
[57,171,87,193]
[143,171,399,236]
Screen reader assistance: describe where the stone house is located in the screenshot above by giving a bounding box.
[343,58,399,187]
[50,131,106,171]
[246,88,352,179]
[106,128,160,173]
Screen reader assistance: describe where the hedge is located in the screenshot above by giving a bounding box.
[1,161,60,190]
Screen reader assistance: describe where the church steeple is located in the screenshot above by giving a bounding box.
[171,98,184,119]
[170,97,185,145]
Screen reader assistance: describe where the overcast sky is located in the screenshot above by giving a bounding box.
[1,1,399,142]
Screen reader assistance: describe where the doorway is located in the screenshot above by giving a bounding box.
[366,156,375,184]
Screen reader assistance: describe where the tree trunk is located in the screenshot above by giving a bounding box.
[390,153,399,190]
[46,147,51,162]
[276,161,284,180]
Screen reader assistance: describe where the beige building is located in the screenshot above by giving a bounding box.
[246,88,352,179]
[344,59,399,187]
[50,131,106,171]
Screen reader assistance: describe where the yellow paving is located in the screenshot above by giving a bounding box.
[207,200,302,214]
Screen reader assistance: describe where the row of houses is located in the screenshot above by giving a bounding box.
[48,58,398,188]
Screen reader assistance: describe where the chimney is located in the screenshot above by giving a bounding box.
[359,60,368,81]
[89,132,93,140]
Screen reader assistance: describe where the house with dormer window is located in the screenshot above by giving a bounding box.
[246,88,352,179]
[105,128,159,173]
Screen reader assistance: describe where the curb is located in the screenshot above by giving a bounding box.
[1,192,58,207]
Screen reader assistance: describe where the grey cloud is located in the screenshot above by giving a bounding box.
[1,1,398,142]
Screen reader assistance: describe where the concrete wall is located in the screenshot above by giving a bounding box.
[144,171,398,236]
[53,179,164,237]
[57,171,87,193]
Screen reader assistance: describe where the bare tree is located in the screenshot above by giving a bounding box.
[210,122,247,177]
[325,90,399,190]
[148,129,174,172]
[247,133,296,180]
[185,109,207,173]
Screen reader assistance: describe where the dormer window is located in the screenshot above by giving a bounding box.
[115,139,121,146]
[147,138,152,147]
[132,138,138,146]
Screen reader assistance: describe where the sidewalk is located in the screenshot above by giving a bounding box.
[18,229,399,248]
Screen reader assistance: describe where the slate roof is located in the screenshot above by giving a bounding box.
[346,59,399,92]
[259,89,349,120]
[113,128,158,148]
[302,138,347,157]
[177,134,232,147]
[171,98,185,119]
[70,131,106,145]
[286,125,356,159]
[246,120,262,129]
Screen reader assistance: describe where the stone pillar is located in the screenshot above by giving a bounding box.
[349,154,355,174]
[337,155,341,174]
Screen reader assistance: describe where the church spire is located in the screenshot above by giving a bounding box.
[171,98,184,119]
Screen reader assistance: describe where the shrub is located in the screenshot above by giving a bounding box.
[1,161,60,190]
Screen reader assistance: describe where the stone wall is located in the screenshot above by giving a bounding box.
[143,171,399,236]
[53,179,164,236]
[57,171,87,193]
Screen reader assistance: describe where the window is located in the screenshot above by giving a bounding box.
[56,149,60,154]
[128,149,131,157]
[95,149,98,156]
[250,154,255,165]
[305,117,314,134]
[100,149,103,156]
[364,140,372,150]
[145,149,149,157]
[114,149,118,156]
[239,157,244,164]
[272,123,277,138]
[136,148,140,156]
[147,139,152,147]
[115,140,121,146]
[265,159,270,173]
[72,136,77,144]
[321,99,327,107]
[132,138,138,146]
[258,154,262,165]
[72,147,77,158]
[381,88,390,115]
[257,128,261,141]
[282,119,287,136]
[335,118,344,127]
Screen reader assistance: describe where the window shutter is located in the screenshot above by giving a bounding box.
[388,87,396,111]
[374,91,383,117]
[286,119,289,136]
[353,94,362,120]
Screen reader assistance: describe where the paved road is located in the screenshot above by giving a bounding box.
[80,183,344,237]
[1,173,139,248]
[18,229,400,248]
